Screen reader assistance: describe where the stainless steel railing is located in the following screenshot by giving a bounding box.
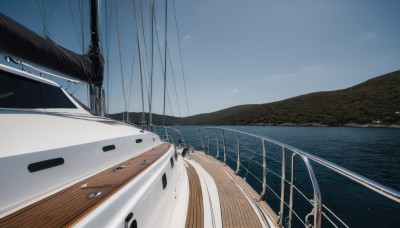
[140,124,187,149]
[198,127,400,228]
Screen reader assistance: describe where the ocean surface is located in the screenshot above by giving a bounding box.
[160,125,400,228]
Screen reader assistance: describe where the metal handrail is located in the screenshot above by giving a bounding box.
[199,127,400,203]
[198,127,400,228]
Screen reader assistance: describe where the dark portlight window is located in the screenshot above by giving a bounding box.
[162,173,167,189]
[28,158,64,172]
[103,145,116,152]
[0,71,41,108]
[130,220,137,228]
[41,83,76,108]
[0,71,77,109]
[170,157,174,169]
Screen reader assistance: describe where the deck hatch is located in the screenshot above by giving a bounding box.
[28,157,64,172]
[103,145,116,152]
[135,138,143,143]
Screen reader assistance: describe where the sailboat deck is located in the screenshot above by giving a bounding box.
[190,151,278,228]
[185,162,204,228]
[0,143,171,228]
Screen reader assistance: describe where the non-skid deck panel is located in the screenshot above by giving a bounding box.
[185,162,204,228]
[0,143,171,228]
[191,152,263,228]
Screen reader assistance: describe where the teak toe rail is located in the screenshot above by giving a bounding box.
[0,143,171,228]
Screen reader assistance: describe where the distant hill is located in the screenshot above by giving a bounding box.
[205,70,400,125]
[108,104,258,125]
[110,70,400,126]
[107,112,180,125]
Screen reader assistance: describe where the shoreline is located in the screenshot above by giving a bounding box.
[251,122,400,128]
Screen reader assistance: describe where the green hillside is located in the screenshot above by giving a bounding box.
[208,70,400,125]
[107,112,181,125]
[108,104,258,125]
[109,70,400,126]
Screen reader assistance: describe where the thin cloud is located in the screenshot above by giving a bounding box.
[225,88,239,96]
[301,66,324,72]
[363,32,378,40]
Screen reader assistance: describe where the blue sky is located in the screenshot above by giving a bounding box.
[1,0,399,116]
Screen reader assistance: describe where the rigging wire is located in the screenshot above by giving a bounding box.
[79,0,85,52]
[163,0,168,125]
[37,0,58,37]
[104,0,114,115]
[149,0,154,125]
[167,46,182,117]
[133,0,145,124]
[68,0,82,52]
[124,0,136,123]
[172,0,190,116]
[137,0,152,114]
[137,36,145,123]
[114,0,129,122]
[154,4,174,117]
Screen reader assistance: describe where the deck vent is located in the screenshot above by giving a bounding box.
[87,191,102,199]
[113,166,126,171]
[103,145,116,152]
[162,173,167,189]
[135,138,143,143]
[28,157,64,172]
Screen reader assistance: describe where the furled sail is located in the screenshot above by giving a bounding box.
[0,13,103,85]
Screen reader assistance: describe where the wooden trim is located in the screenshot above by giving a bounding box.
[185,162,204,228]
[191,152,264,228]
[0,143,171,227]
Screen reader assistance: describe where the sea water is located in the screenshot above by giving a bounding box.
[164,125,400,228]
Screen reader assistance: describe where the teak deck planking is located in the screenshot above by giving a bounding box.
[185,162,204,228]
[191,152,264,228]
[0,143,171,228]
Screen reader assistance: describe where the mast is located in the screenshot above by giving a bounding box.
[88,0,105,116]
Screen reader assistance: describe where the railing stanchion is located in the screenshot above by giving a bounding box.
[288,153,296,228]
[193,127,399,228]
[215,129,219,158]
[235,132,240,174]
[260,139,267,200]
[222,129,227,164]
[198,129,205,152]
[302,156,322,228]
[164,126,168,142]
[278,146,286,225]
[206,129,210,155]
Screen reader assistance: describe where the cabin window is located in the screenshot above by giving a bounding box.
[170,157,174,169]
[162,173,167,189]
[0,71,76,109]
[135,138,142,143]
[41,83,76,108]
[0,71,41,108]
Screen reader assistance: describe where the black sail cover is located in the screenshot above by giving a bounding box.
[0,13,104,85]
